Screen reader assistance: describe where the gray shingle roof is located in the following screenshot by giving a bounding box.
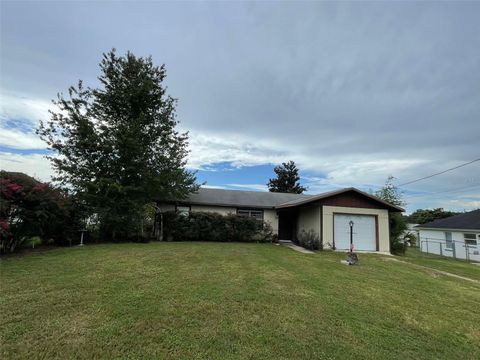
[416,209,480,230]
[176,188,311,209]
[172,187,404,212]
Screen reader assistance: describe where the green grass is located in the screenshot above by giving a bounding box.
[1,243,479,359]
[402,247,480,281]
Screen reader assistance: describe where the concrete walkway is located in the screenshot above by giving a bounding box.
[278,242,315,254]
[383,257,479,284]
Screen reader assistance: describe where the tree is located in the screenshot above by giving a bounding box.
[0,171,78,253]
[267,161,307,194]
[37,50,198,240]
[406,208,459,224]
[374,176,407,254]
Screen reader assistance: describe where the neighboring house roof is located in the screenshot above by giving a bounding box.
[416,209,480,231]
[174,188,311,209]
[276,187,405,212]
[170,187,403,212]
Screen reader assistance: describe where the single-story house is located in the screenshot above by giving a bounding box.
[158,187,404,253]
[416,209,480,262]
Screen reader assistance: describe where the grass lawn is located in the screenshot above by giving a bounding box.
[402,247,480,281]
[1,243,479,359]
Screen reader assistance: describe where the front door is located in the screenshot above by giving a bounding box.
[278,211,296,240]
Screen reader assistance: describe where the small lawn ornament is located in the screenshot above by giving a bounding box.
[346,252,359,265]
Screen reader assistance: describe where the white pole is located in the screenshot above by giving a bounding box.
[79,231,84,246]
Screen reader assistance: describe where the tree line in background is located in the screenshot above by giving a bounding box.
[405,208,460,224]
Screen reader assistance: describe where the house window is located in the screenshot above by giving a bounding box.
[176,205,191,216]
[464,233,478,246]
[237,209,264,221]
[444,232,453,249]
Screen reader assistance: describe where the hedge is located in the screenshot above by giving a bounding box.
[162,211,273,243]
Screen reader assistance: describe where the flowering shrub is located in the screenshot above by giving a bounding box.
[1,171,79,253]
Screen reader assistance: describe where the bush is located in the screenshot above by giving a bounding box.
[404,232,417,247]
[1,171,82,253]
[389,213,408,255]
[162,211,273,243]
[296,229,321,251]
[391,238,406,255]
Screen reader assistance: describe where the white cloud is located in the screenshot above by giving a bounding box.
[226,183,269,191]
[201,184,228,190]
[0,127,46,149]
[0,90,51,126]
[0,152,54,181]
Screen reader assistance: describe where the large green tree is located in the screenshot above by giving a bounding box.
[37,50,197,239]
[406,208,459,224]
[374,176,407,254]
[267,161,307,194]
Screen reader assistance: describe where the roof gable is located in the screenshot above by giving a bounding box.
[277,188,404,212]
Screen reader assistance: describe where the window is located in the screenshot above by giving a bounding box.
[464,233,478,246]
[176,205,190,216]
[237,209,264,221]
[445,232,453,249]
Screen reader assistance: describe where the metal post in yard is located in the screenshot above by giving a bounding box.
[349,220,354,252]
[465,244,469,261]
[440,243,442,257]
[426,239,429,254]
[160,213,164,241]
[79,230,85,246]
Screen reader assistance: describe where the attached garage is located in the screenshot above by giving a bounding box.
[333,214,377,251]
[277,188,404,253]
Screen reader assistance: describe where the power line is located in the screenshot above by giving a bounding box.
[398,158,480,187]
[403,183,480,199]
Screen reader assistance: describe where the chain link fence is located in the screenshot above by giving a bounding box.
[418,237,479,262]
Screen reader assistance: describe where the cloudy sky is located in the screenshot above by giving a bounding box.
[1,1,479,213]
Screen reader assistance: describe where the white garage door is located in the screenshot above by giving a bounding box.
[334,214,376,251]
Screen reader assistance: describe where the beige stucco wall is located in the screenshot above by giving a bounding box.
[322,205,390,252]
[157,203,278,235]
[296,205,321,239]
[264,209,279,235]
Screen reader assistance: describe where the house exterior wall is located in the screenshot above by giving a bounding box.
[190,205,236,215]
[322,206,390,252]
[418,229,480,262]
[157,203,279,235]
[296,205,321,240]
[263,209,279,236]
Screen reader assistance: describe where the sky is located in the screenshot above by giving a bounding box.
[1,1,479,213]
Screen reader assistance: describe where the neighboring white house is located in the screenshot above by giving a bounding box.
[157,187,404,253]
[416,209,480,262]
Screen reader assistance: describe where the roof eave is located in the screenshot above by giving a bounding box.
[416,226,480,232]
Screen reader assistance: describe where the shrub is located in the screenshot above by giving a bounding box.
[404,232,417,247]
[296,229,321,251]
[162,211,273,243]
[1,171,81,253]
